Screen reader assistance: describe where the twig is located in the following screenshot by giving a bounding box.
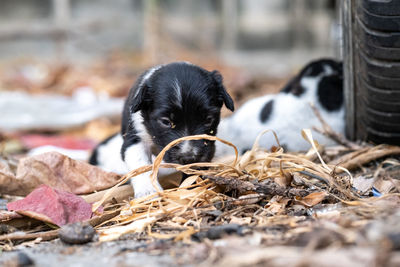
[331,145,400,172]
[310,103,361,150]
[204,175,309,198]
[83,184,133,204]
[299,170,330,185]
[0,229,58,242]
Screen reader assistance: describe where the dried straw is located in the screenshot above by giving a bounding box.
[96,129,361,241]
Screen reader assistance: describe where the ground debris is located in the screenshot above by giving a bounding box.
[2,251,35,267]
[205,175,310,198]
[90,133,399,245]
[192,224,248,241]
[0,151,120,196]
[1,132,400,267]
[7,184,93,226]
[58,223,95,245]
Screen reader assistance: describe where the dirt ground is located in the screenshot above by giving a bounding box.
[2,212,400,267]
[1,57,400,267]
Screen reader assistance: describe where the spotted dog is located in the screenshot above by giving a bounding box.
[90,62,234,198]
[216,59,344,155]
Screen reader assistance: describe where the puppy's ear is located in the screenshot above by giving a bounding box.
[211,70,234,111]
[130,81,150,113]
[280,77,305,97]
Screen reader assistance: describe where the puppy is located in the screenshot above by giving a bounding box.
[90,62,234,198]
[215,58,344,156]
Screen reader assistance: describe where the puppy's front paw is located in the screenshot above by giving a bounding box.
[131,174,162,199]
[133,187,159,199]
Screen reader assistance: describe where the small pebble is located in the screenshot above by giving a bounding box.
[3,252,34,266]
[192,224,247,241]
[388,232,400,250]
[17,252,34,266]
[58,222,95,245]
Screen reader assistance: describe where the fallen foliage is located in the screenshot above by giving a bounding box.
[93,131,400,242]
[1,129,400,262]
[0,152,120,196]
[7,184,93,226]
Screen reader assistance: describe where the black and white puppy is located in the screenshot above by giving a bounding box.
[216,58,344,156]
[90,62,234,198]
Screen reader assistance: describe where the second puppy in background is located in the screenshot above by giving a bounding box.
[216,58,344,156]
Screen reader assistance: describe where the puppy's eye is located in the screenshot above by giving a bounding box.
[158,117,174,128]
[205,115,214,126]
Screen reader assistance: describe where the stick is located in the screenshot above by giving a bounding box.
[310,103,361,150]
[82,184,133,204]
[204,175,309,198]
[0,230,59,242]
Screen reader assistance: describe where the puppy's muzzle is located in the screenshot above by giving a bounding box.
[178,153,198,165]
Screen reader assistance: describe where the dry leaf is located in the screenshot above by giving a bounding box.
[0,152,120,196]
[99,217,157,242]
[7,184,93,226]
[296,191,328,207]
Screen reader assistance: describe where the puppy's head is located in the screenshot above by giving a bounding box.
[131,62,234,164]
[281,58,343,111]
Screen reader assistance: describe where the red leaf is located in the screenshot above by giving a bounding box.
[7,184,93,226]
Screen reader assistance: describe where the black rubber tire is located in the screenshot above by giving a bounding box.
[353,0,400,145]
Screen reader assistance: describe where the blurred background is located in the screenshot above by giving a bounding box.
[0,0,340,71]
[0,0,342,158]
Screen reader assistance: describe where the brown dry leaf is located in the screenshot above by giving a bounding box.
[179,175,200,188]
[13,210,55,226]
[99,217,158,242]
[296,191,328,207]
[265,196,290,215]
[0,152,120,196]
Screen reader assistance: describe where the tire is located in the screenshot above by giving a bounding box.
[343,0,400,145]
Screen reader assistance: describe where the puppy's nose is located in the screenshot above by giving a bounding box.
[179,154,197,165]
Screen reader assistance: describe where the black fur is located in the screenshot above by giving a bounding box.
[88,147,98,165]
[88,133,118,165]
[120,122,140,161]
[121,62,234,165]
[299,59,341,77]
[259,99,274,123]
[280,76,305,96]
[318,75,343,111]
[281,58,342,98]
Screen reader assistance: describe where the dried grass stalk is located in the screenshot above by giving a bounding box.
[96,130,364,241]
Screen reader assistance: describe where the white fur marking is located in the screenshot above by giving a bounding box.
[134,65,164,99]
[124,142,162,198]
[323,64,334,75]
[180,140,191,154]
[131,112,152,145]
[173,78,182,103]
[96,134,129,174]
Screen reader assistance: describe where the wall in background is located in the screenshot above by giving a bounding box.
[0,0,341,75]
